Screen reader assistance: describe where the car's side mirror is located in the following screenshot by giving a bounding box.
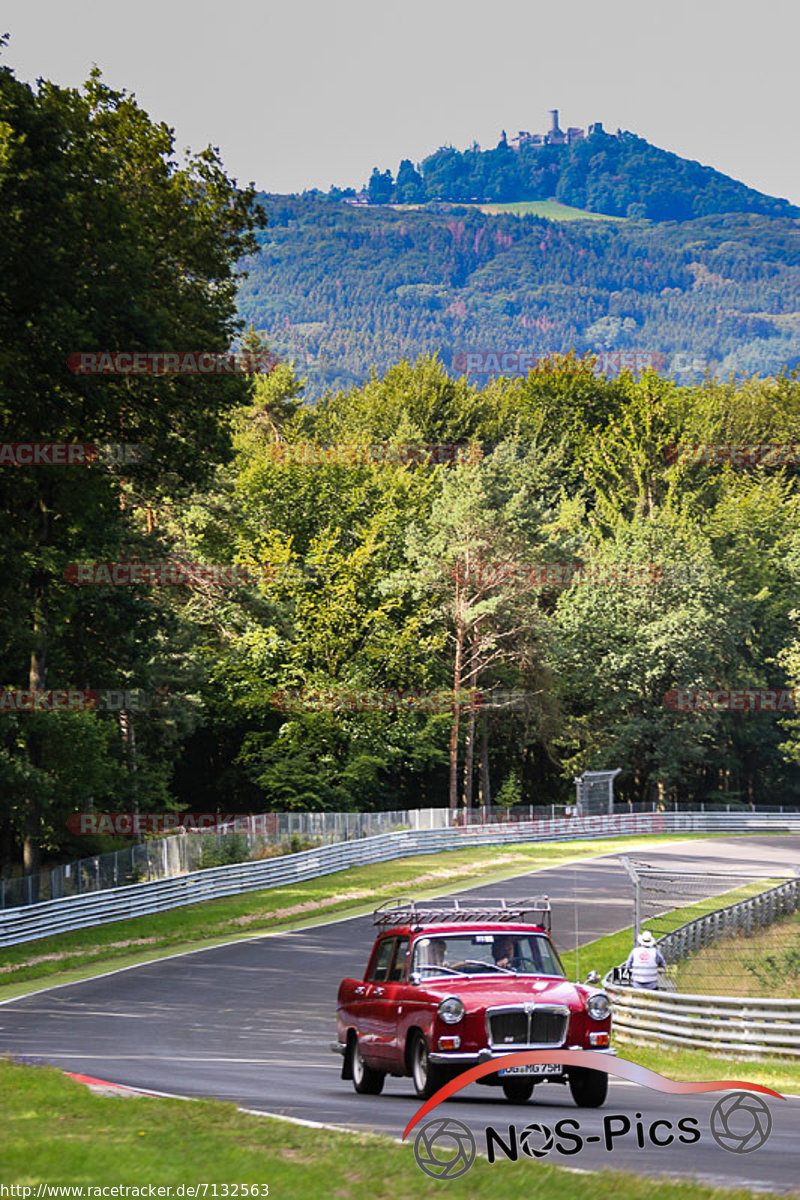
[584,969,600,986]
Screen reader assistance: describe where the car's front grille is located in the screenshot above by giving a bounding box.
[487,1006,568,1048]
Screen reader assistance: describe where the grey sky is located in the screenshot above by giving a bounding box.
[4,0,799,205]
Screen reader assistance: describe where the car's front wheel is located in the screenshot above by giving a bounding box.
[568,1067,608,1107]
[410,1033,448,1101]
[350,1036,385,1095]
[501,1077,535,1103]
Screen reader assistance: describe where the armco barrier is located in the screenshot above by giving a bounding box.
[2,810,800,948]
[607,989,800,1058]
[659,877,800,964]
[606,878,800,1057]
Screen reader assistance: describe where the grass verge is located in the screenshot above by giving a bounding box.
[0,834,707,999]
[0,1058,788,1199]
[674,910,800,998]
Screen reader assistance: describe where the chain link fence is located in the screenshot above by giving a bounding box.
[0,809,425,909]
[616,858,800,995]
[3,801,799,910]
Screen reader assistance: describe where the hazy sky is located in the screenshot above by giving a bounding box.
[3,0,799,204]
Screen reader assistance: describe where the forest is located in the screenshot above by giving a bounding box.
[2,65,800,882]
[363,127,800,220]
[238,194,800,396]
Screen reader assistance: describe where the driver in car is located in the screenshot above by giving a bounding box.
[492,934,518,969]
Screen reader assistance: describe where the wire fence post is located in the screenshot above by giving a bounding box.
[619,855,640,942]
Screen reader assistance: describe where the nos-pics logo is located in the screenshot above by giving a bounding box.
[414,1118,476,1180]
[413,1094,773,1180]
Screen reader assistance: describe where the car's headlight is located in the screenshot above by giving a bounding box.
[586,992,611,1021]
[438,996,465,1025]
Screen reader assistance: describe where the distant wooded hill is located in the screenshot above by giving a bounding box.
[356,128,800,222]
[238,195,800,397]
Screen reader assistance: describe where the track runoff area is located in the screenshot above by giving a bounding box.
[0,835,798,1192]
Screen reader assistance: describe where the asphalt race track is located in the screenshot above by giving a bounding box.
[1,836,799,1193]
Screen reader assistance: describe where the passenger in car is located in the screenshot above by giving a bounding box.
[428,938,448,967]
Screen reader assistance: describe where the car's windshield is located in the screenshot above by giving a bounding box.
[411,932,565,977]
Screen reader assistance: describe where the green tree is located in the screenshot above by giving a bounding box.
[0,62,265,877]
[367,167,394,205]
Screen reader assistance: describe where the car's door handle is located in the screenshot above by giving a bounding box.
[373,987,385,996]
[354,986,366,995]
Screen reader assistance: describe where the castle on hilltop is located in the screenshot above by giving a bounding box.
[509,110,604,151]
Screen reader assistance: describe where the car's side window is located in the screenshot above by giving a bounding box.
[387,937,409,982]
[369,937,396,981]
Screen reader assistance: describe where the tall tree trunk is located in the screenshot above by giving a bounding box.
[462,696,476,813]
[448,571,464,813]
[23,489,50,892]
[119,708,142,843]
[479,710,491,808]
[462,625,481,815]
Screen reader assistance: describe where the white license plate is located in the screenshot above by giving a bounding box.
[497,1063,563,1077]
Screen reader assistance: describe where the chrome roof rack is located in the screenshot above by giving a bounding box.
[373,895,551,932]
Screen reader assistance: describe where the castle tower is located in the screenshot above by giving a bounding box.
[546,109,566,146]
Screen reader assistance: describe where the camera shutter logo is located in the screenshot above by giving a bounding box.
[710,1093,772,1153]
[413,1117,476,1179]
[520,1122,555,1158]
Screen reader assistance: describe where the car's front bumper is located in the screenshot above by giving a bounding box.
[428,1046,616,1066]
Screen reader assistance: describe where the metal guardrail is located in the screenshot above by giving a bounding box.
[2,809,800,949]
[5,799,792,909]
[607,989,800,1059]
[0,808,435,909]
[659,877,800,964]
[606,878,800,1057]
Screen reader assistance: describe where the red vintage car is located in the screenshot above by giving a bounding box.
[333,897,613,1106]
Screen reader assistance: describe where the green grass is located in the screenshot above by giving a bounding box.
[473,199,628,222]
[674,910,800,998]
[610,1040,800,1097]
[0,834,706,999]
[0,1057,790,1199]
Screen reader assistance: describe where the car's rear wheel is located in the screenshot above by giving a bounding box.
[568,1067,608,1107]
[410,1033,448,1100]
[350,1036,385,1095]
[501,1077,535,1103]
